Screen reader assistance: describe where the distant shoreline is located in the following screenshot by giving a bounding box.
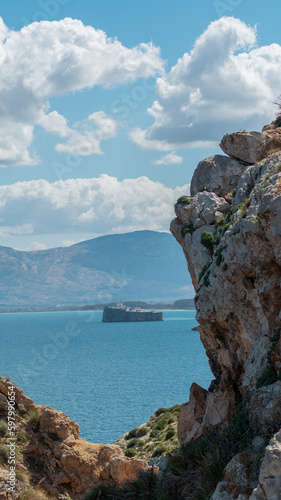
[0,299,195,315]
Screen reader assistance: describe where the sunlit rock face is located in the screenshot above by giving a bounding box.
[171,126,281,498]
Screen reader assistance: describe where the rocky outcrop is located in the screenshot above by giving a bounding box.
[190,155,246,201]
[250,429,281,499]
[0,379,151,499]
[171,125,281,498]
[220,125,281,164]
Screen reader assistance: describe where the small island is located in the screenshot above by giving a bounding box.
[102,299,163,322]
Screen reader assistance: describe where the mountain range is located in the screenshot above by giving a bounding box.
[0,231,192,308]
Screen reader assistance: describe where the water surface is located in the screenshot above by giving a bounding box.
[0,310,212,442]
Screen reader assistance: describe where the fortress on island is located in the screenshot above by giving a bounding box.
[102,299,163,322]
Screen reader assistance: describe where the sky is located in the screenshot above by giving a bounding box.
[0,0,281,250]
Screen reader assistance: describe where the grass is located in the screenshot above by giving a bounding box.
[0,420,8,437]
[26,408,41,431]
[0,444,9,464]
[85,469,166,500]
[19,488,51,500]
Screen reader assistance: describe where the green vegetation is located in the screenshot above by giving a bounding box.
[274,116,281,127]
[233,202,244,213]
[0,420,8,437]
[221,222,231,236]
[117,405,180,462]
[223,263,228,272]
[177,196,191,205]
[125,449,137,458]
[214,247,225,267]
[26,408,41,432]
[233,198,251,218]
[201,231,218,253]
[152,445,167,458]
[215,215,225,227]
[18,404,27,415]
[88,401,256,500]
[19,488,52,500]
[165,428,175,440]
[254,184,265,200]
[256,330,281,389]
[253,219,258,224]
[85,469,165,500]
[232,188,237,198]
[198,258,212,284]
[180,223,194,238]
[0,444,9,464]
[125,427,148,440]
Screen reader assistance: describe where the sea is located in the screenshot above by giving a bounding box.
[0,310,212,443]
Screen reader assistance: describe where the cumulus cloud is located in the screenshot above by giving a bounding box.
[0,17,164,166]
[55,111,118,155]
[131,17,281,151]
[0,176,190,243]
[154,151,183,165]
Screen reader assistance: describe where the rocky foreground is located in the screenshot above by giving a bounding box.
[0,379,154,499]
[171,121,281,498]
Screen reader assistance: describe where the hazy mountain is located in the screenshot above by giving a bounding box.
[0,231,192,308]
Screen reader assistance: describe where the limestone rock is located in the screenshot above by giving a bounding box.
[249,381,281,430]
[0,379,36,411]
[171,133,281,449]
[175,191,230,230]
[39,406,79,442]
[177,383,207,443]
[250,429,281,500]
[220,130,281,164]
[222,451,260,497]
[191,155,246,200]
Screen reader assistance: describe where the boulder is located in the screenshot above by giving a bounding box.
[250,429,281,499]
[220,130,281,164]
[191,155,245,200]
[177,383,207,443]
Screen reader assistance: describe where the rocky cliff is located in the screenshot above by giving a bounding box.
[0,379,154,500]
[170,121,281,499]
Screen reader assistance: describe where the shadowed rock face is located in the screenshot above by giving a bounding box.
[171,126,281,499]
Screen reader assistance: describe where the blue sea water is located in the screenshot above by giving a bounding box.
[0,310,212,443]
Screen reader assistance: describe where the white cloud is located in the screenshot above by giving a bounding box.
[131,17,281,151]
[0,17,164,166]
[38,111,70,138]
[154,151,183,165]
[0,176,190,244]
[25,241,48,251]
[55,111,118,155]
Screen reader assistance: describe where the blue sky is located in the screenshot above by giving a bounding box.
[0,0,281,249]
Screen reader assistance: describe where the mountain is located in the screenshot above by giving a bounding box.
[0,231,192,308]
